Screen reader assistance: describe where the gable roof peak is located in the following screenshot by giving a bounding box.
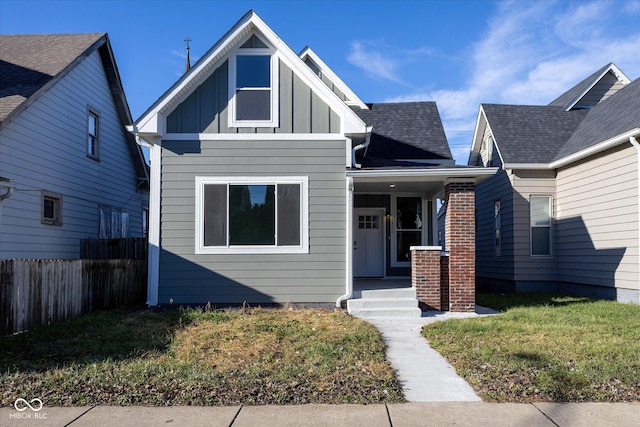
[548,62,631,111]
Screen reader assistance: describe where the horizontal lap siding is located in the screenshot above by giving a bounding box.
[0,50,148,259]
[512,170,556,281]
[475,167,515,280]
[556,145,638,291]
[159,139,346,304]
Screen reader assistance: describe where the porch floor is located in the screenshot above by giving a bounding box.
[353,278,411,298]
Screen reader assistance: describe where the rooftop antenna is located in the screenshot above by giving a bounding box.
[184,36,191,72]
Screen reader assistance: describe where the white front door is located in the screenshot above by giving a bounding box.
[353,209,384,277]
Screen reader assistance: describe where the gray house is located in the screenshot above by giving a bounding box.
[0,33,149,259]
[131,11,494,310]
[469,63,640,304]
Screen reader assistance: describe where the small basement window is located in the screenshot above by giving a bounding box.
[42,191,62,226]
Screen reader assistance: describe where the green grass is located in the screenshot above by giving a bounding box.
[1,306,404,406]
[423,292,640,402]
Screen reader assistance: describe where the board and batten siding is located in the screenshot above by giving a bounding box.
[511,169,557,283]
[555,144,638,294]
[0,49,148,260]
[166,60,341,134]
[158,138,347,304]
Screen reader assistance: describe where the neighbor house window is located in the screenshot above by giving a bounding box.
[494,200,501,257]
[42,190,62,225]
[229,34,278,127]
[87,108,100,160]
[99,206,129,239]
[530,195,552,256]
[196,176,308,254]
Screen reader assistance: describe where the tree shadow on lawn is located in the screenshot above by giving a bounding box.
[477,291,597,312]
[0,306,183,374]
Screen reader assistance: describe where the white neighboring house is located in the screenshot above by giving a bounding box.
[0,33,149,259]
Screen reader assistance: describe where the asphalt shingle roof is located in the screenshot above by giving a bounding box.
[354,102,452,168]
[556,77,640,160]
[547,63,613,109]
[482,104,587,164]
[484,76,640,165]
[0,33,104,123]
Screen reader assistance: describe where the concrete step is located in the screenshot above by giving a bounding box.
[358,287,416,300]
[347,297,419,310]
[348,307,423,318]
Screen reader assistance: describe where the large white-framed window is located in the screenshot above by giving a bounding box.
[228,34,279,128]
[87,107,100,160]
[195,176,308,254]
[530,195,552,257]
[391,195,424,267]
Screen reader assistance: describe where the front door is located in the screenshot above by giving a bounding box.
[353,209,384,277]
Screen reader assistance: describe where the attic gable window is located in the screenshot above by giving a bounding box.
[229,35,278,127]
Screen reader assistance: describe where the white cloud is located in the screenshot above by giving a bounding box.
[347,41,405,83]
[386,0,640,164]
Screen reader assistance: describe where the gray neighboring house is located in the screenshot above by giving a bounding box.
[0,33,149,259]
[469,63,640,304]
[130,11,495,308]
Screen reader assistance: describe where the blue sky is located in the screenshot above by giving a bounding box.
[2,0,639,164]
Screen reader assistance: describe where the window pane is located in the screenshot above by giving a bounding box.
[235,90,271,121]
[532,227,551,256]
[230,185,275,245]
[43,198,55,219]
[397,197,422,229]
[531,196,550,226]
[277,184,301,246]
[236,55,270,88]
[204,184,227,246]
[88,114,97,135]
[397,230,421,262]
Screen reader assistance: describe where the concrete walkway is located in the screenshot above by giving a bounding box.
[3,402,639,426]
[365,309,495,402]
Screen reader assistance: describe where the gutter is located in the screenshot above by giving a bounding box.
[628,135,640,305]
[0,178,16,226]
[351,126,373,169]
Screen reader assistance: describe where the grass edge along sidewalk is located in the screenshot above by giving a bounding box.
[422,292,640,403]
[1,306,405,406]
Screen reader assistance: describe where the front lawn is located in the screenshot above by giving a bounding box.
[422,292,640,402]
[1,306,404,406]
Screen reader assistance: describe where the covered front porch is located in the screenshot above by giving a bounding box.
[343,168,494,313]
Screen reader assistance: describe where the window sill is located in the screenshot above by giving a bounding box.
[196,245,309,255]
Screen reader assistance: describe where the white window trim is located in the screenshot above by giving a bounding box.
[530,195,553,258]
[195,176,309,254]
[228,45,280,128]
[87,106,100,161]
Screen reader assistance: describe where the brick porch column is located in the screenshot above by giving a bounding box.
[411,246,442,310]
[445,179,476,312]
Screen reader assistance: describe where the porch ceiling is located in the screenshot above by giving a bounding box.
[354,179,443,195]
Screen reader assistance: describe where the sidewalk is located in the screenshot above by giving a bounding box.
[2,402,639,427]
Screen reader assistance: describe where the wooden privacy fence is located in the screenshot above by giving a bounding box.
[0,259,147,335]
[81,238,148,260]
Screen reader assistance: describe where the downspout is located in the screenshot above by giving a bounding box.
[351,126,373,169]
[134,133,160,307]
[629,135,640,304]
[337,176,354,308]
